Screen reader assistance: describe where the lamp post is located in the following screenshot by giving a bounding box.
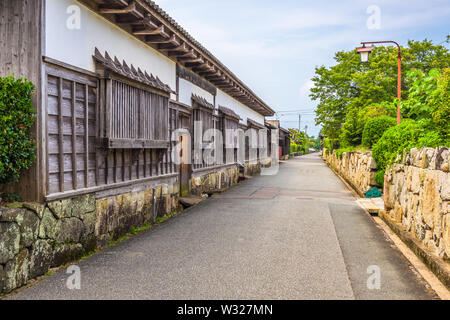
[356,41,402,125]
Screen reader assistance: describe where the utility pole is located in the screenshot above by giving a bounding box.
[298,114,302,132]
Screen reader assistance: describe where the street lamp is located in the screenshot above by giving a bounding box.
[356,45,373,63]
[357,41,402,125]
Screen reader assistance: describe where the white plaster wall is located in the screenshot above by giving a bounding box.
[216,89,265,126]
[45,0,176,97]
[45,0,267,122]
[178,78,214,106]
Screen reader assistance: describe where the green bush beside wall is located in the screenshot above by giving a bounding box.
[0,75,36,186]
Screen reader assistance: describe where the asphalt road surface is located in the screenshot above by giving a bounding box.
[7,153,436,300]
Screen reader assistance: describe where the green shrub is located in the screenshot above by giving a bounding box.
[0,75,36,185]
[362,116,397,148]
[323,138,340,152]
[334,146,369,160]
[372,120,445,185]
[335,147,353,159]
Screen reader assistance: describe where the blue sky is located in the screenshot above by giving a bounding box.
[154,0,450,137]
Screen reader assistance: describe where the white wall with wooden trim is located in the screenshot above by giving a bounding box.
[45,0,176,98]
[216,89,265,126]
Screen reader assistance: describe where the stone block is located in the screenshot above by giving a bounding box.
[0,222,20,264]
[52,244,83,268]
[54,218,84,244]
[0,265,5,294]
[410,167,421,194]
[47,198,72,219]
[440,171,450,201]
[29,240,53,279]
[4,249,30,293]
[0,208,24,223]
[71,195,96,218]
[0,208,39,248]
[39,208,58,240]
[22,203,46,219]
[162,184,169,196]
[18,211,40,248]
[443,214,450,258]
[81,211,96,237]
[392,203,403,223]
[47,195,96,220]
[420,170,440,228]
[383,181,393,210]
[442,162,449,173]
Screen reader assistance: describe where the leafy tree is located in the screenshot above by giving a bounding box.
[400,68,450,142]
[288,128,319,153]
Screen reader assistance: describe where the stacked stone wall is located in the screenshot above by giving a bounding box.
[383,147,450,260]
[323,149,378,196]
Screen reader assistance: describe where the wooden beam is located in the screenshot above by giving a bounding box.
[216,83,234,88]
[177,49,197,59]
[192,62,215,73]
[133,28,157,35]
[147,34,179,45]
[198,68,220,76]
[184,58,205,67]
[166,43,190,56]
[134,24,169,38]
[99,1,141,16]
[205,76,225,83]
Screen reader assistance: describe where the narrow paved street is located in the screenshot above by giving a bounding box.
[8,154,435,300]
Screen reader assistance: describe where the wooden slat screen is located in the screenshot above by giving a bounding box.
[192,107,216,170]
[109,79,169,142]
[45,65,177,198]
[222,117,239,164]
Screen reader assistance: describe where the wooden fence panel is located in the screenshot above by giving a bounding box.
[45,63,177,199]
[46,71,97,195]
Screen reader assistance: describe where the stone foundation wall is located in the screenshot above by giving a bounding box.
[0,183,179,294]
[191,166,240,195]
[244,161,261,177]
[323,149,378,196]
[384,147,450,260]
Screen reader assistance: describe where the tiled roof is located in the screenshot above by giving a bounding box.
[218,106,241,121]
[191,94,214,110]
[93,48,174,94]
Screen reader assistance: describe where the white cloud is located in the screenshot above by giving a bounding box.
[300,80,315,97]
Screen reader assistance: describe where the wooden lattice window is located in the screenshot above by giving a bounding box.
[219,106,241,164]
[192,94,216,169]
[94,49,173,149]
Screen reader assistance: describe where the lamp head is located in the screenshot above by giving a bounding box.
[357,45,373,63]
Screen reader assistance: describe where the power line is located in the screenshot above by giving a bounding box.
[275,109,316,113]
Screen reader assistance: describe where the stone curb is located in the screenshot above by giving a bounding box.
[322,153,450,291]
[379,211,450,290]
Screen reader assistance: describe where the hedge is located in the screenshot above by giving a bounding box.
[372,119,445,185]
[362,116,397,148]
[0,75,36,185]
